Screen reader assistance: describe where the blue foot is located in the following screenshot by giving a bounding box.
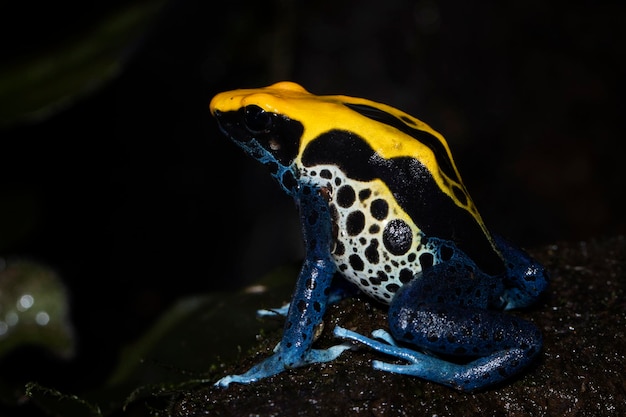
[370,329,399,346]
[215,343,352,388]
[334,326,433,363]
[334,326,532,391]
[257,303,290,317]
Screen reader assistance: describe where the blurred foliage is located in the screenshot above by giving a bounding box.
[0,1,165,128]
[0,258,74,359]
[20,265,296,416]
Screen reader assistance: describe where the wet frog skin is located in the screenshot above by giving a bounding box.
[210,81,548,391]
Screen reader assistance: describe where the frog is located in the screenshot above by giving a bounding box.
[209,81,548,391]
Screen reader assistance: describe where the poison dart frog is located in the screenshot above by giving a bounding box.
[209,81,548,391]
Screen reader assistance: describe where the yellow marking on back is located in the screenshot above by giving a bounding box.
[210,81,491,243]
[211,82,454,179]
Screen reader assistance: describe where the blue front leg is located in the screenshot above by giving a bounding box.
[216,186,351,387]
[336,256,543,391]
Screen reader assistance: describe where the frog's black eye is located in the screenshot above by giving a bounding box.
[243,105,273,134]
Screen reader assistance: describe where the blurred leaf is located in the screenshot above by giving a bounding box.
[26,265,298,415]
[0,258,74,359]
[107,264,297,389]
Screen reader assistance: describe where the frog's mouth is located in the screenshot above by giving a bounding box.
[212,110,251,143]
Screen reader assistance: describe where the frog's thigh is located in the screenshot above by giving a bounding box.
[386,260,542,356]
[381,297,543,390]
[388,300,542,357]
[376,269,543,390]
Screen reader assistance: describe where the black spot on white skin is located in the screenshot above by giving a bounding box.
[359,189,371,201]
[349,254,364,271]
[370,198,389,220]
[371,271,388,285]
[383,219,412,255]
[365,239,380,264]
[399,268,413,284]
[337,185,356,208]
[386,283,400,293]
[420,252,434,269]
[333,241,345,255]
[346,211,366,235]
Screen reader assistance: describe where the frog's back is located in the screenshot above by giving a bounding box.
[211,82,505,302]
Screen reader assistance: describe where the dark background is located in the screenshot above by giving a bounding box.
[1,0,624,399]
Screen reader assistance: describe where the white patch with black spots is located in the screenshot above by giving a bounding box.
[301,164,443,304]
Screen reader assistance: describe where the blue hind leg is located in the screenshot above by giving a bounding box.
[335,261,543,391]
[336,307,542,391]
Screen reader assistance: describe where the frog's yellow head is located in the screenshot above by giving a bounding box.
[211,82,472,215]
